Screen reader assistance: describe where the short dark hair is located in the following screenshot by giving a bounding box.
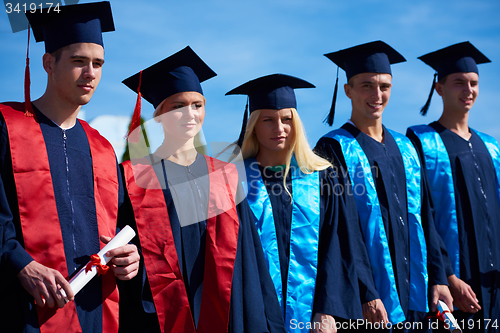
[50,45,71,63]
[347,77,355,87]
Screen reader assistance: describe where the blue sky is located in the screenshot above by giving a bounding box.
[1,0,500,155]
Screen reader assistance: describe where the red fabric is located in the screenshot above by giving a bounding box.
[80,120,120,333]
[24,28,35,118]
[0,103,119,333]
[122,155,239,333]
[197,156,239,333]
[126,69,143,142]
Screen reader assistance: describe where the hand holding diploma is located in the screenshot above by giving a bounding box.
[17,261,74,309]
[430,284,454,312]
[60,225,138,301]
[100,229,140,281]
[437,300,462,332]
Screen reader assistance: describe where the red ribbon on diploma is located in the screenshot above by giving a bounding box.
[85,254,109,276]
[427,310,451,330]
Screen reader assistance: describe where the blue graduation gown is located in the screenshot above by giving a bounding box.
[117,155,285,333]
[315,123,448,320]
[0,105,124,333]
[251,163,373,323]
[408,122,500,327]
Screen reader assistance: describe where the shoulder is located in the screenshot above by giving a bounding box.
[78,119,115,150]
[205,155,238,172]
[386,127,416,148]
[472,128,500,145]
[315,135,343,161]
[0,102,24,113]
[407,124,434,134]
[0,102,29,125]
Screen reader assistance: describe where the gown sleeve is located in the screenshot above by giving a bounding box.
[313,167,377,321]
[406,128,454,279]
[0,114,34,276]
[314,137,380,305]
[228,182,286,333]
[116,164,160,333]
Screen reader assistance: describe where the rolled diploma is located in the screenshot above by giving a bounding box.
[437,300,462,333]
[61,225,136,299]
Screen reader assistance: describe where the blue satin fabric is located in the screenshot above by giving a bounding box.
[473,130,500,207]
[324,128,428,322]
[244,157,320,332]
[388,129,428,314]
[409,125,460,278]
[324,129,404,323]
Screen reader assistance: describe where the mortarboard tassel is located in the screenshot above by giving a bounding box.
[420,73,438,116]
[323,66,339,126]
[231,98,249,158]
[126,70,143,141]
[24,25,35,119]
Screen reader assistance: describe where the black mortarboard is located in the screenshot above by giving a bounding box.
[418,41,491,115]
[26,1,115,54]
[226,73,315,112]
[122,46,216,139]
[226,73,315,150]
[323,41,406,125]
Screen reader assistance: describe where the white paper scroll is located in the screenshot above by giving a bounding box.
[61,225,136,300]
[438,300,462,333]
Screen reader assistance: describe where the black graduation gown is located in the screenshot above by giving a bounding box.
[315,123,448,320]
[254,164,374,322]
[0,105,124,333]
[117,154,285,333]
[408,122,500,327]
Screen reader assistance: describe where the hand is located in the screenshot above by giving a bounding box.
[17,261,74,308]
[429,284,453,312]
[447,274,481,313]
[100,235,140,280]
[362,299,389,326]
[311,313,337,333]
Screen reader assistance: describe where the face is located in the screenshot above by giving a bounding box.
[156,91,205,140]
[254,108,294,154]
[45,42,105,107]
[344,72,392,121]
[435,72,479,113]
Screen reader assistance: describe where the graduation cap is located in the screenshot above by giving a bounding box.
[21,1,114,118]
[226,73,315,150]
[25,1,115,54]
[418,41,491,115]
[122,46,216,139]
[323,41,406,126]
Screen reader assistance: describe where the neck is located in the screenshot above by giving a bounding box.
[33,93,80,129]
[350,114,384,142]
[256,148,288,167]
[155,136,198,166]
[438,107,471,140]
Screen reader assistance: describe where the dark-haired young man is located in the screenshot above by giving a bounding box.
[0,3,139,332]
[407,42,500,332]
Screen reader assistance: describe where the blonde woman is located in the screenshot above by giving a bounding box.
[118,48,285,333]
[226,74,378,333]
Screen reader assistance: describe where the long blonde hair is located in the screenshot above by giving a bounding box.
[241,108,331,192]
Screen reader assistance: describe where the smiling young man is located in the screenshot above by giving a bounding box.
[0,2,140,332]
[407,42,500,331]
[314,41,453,332]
